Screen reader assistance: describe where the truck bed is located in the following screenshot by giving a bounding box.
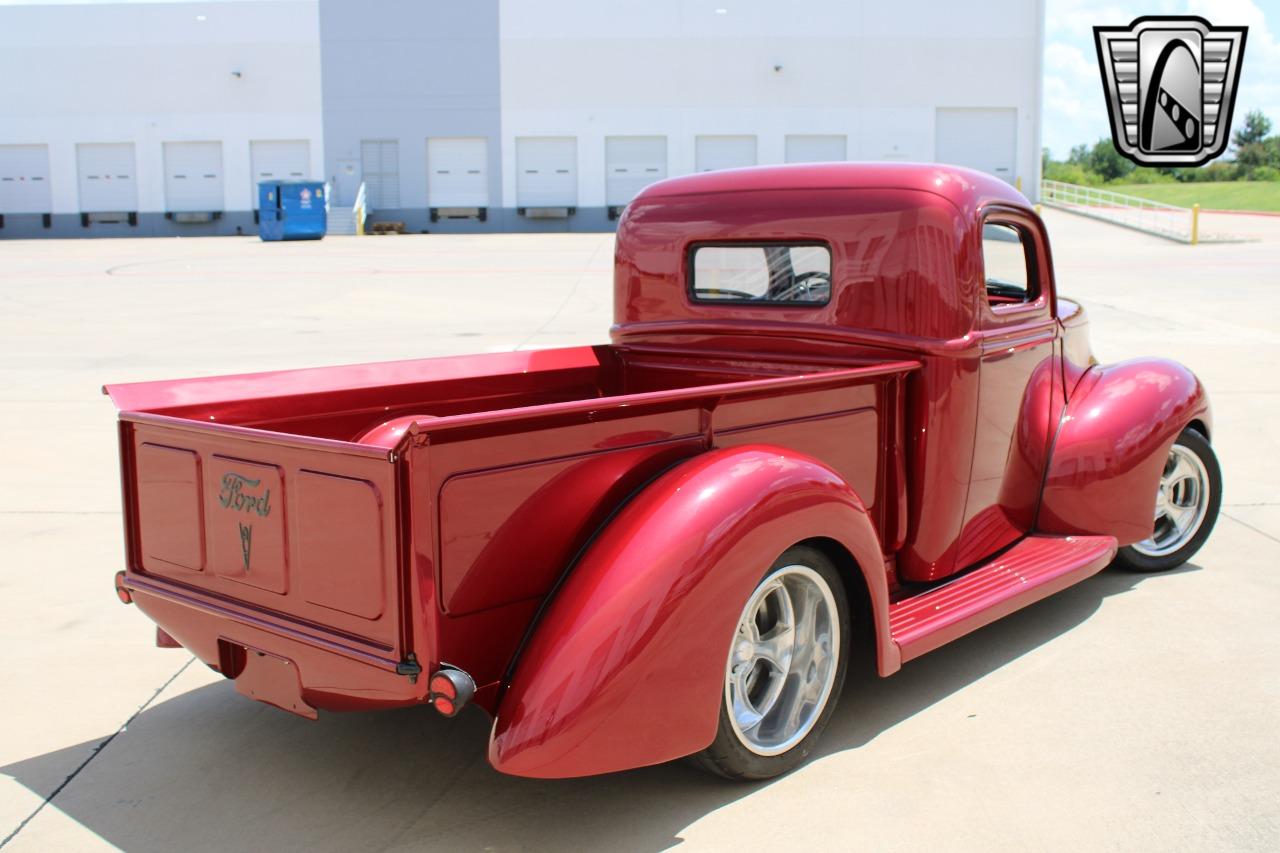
[108,345,918,712]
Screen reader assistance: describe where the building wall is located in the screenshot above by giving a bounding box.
[317,0,501,234]
[0,0,323,237]
[498,0,1044,229]
[0,0,1043,238]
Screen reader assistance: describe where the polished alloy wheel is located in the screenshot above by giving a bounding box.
[1131,442,1211,558]
[724,564,840,756]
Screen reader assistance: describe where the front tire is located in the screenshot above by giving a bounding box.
[1115,427,1221,572]
[693,545,851,781]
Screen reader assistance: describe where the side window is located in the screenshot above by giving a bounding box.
[690,244,831,304]
[981,222,1035,305]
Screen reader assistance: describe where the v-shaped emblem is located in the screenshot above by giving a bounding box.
[238,522,253,572]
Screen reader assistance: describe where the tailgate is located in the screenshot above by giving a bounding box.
[119,414,406,661]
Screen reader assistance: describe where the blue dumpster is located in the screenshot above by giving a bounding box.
[258,180,327,241]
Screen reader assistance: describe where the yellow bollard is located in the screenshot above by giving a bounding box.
[1035,203,1042,216]
[1015,176,1023,193]
[1190,203,1200,245]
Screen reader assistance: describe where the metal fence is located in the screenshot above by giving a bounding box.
[1040,179,1205,244]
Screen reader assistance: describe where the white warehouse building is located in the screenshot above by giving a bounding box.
[0,0,1044,238]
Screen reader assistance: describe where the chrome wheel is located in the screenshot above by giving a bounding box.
[1131,442,1211,558]
[724,564,840,757]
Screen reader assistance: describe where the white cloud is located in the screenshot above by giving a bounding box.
[1188,0,1280,134]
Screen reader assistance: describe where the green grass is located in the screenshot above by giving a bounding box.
[1105,181,1280,212]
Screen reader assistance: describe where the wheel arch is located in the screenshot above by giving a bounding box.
[487,444,891,778]
[797,535,878,669]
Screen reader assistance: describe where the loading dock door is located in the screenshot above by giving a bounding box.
[361,140,400,209]
[0,144,52,213]
[427,137,488,207]
[250,140,310,208]
[605,136,667,207]
[935,108,1017,184]
[77,143,138,212]
[695,136,757,172]
[516,137,577,207]
[785,135,847,163]
[164,142,224,212]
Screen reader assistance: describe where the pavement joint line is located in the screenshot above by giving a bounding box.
[1221,512,1280,546]
[0,656,196,850]
[514,237,610,351]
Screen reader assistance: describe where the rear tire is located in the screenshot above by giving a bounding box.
[692,545,851,781]
[1115,427,1221,572]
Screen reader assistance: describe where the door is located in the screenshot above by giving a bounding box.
[935,108,1017,184]
[427,137,488,208]
[785,135,847,163]
[77,143,138,212]
[360,140,400,209]
[163,142,224,212]
[955,214,1059,570]
[334,159,359,206]
[695,135,757,172]
[250,140,310,209]
[516,137,577,207]
[605,136,667,207]
[0,145,52,214]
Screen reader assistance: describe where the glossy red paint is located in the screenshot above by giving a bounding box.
[611,165,1054,582]
[890,533,1116,662]
[489,445,890,778]
[1038,358,1211,545]
[105,163,1216,778]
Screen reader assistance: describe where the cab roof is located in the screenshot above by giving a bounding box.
[633,161,1029,216]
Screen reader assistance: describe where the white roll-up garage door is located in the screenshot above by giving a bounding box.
[785,135,847,163]
[0,145,52,214]
[250,140,310,208]
[516,137,577,208]
[695,136,757,172]
[361,140,400,209]
[164,142,224,212]
[935,108,1017,183]
[605,136,667,207]
[427,137,488,208]
[77,143,138,212]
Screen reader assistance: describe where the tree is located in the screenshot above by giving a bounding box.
[1232,110,1272,149]
[1236,141,1271,169]
[1087,138,1135,181]
[1068,143,1090,165]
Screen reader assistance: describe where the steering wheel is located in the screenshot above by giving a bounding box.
[772,271,831,302]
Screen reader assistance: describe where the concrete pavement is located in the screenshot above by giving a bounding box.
[1,211,1277,851]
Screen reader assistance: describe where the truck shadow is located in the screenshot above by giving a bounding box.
[2,564,1196,852]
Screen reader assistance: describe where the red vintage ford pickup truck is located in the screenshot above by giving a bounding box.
[107,163,1220,780]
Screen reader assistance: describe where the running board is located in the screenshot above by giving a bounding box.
[889,534,1117,664]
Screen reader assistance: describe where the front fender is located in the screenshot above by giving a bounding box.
[488,445,888,778]
[1037,358,1210,544]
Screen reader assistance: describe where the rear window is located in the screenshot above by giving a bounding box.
[689,244,831,304]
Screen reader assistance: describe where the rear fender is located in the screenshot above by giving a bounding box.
[488,445,889,778]
[1037,358,1210,544]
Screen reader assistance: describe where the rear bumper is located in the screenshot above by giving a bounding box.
[124,573,426,714]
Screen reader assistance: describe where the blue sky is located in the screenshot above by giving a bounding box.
[1044,0,1280,157]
